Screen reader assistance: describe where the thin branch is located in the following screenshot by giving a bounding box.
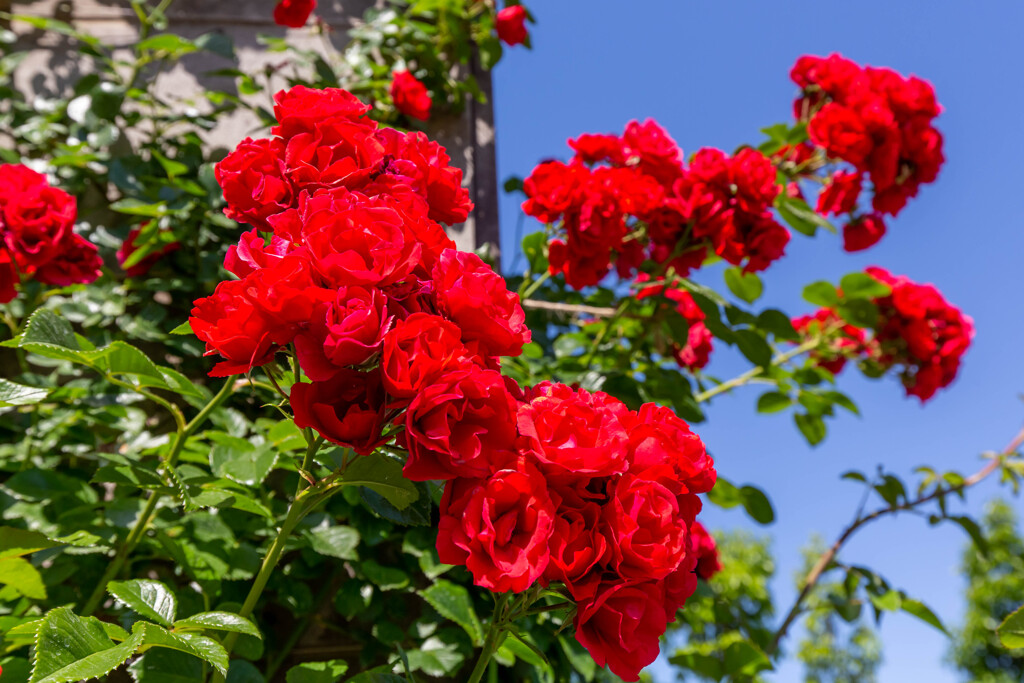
[520,300,617,317]
[768,424,1024,655]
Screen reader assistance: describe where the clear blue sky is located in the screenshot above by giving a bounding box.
[491,2,1024,681]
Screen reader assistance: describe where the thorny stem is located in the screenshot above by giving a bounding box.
[81,378,236,616]
[767,425,1024,655]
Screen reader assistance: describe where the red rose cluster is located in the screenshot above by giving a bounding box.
[192,84,476,385]
[437,383,717,681]
[794,268,972,402]
[522,120,790,289]
[791,53,944,251]
[636,276,713,371]
[0,164,101,303]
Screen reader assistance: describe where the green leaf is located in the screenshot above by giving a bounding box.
[722,639,773,677]
[839,272,891,300]
[359,481,431,526]
[172,612,261,639]
[108,579,177,627]
[802,281,840,308]
[340,454,418,511]
[869,589,902,612]
[521,231,548,274]
[757,309,799,341]
[209,434,278,487]
[775,194,835,236]
[133,622,228,675]
[286,660,349,683]
[998,604,1024,649]
[836,299,879,328]
[734,329,772,367]
[30,606,134,683]
[360,559,410,591]
[0,557,47,599]
[707,477,743,509]
[794,413,827,446]
[901,598,949,636]
[0,378,51,406]
[420,579,484,646]
[127,648,204,683]
[225,660,265,683]
[740,485,775,525]
[169,321,193,335]
[0,527,60,558]
[304,525,361,560]
[947,515,989,557]
[724,267,763,303]
[756,391,791,414]
[137,34,196,55]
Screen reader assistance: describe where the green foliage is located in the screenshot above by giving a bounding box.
[949,500,1024,682]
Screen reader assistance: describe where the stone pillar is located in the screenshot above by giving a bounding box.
[2,0,500,261]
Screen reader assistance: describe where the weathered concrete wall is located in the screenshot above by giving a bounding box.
[2,0,500,259]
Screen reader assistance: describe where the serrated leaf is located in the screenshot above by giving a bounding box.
[172,611,261,639]
[209,434,278,487]
[341,454,418,510]
[108,579,177,627]
[304,525,360,560]
[998,604,1024,649]
[0,378,51,406]
[133,622,228,675]
[360,559,410,591]
[0,557,47,599]
[30,606,133,683]
[420,579,484,646]
[285,660,349,683]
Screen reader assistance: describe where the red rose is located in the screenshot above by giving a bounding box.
[816,170,862,216]
[516,382,631,479]
[628,403,716,495]
[242,254,333,344]
[190,279,278,377]
[373,128,473,226]
[381,313,470,399]
[621,119,685,187]
[216,137,295,230]
[574,579,670,682]
[569,133,624,165]
[436,458,555,593]
[0,164,76,272]
[842,213,886,252]
[273,0,316,28]
[808,103,873,167]
[299,192,423,288]
[742,213,790,272]
[401,365,518,481]
[224,228,292,278]
[495,5,529,46]
[272,86,371,140]
[603,472,689,581]
[117,225,180,277]
[543,486,609,592]
[295,286,393,381]
[522,160,587,224]
[34,233,103,287]
[730,148,780,212]
[432,249,530,358]
[0,246,19,303]
[290,369,388,455]
[390,71,432,122]
[689,521,722,580]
